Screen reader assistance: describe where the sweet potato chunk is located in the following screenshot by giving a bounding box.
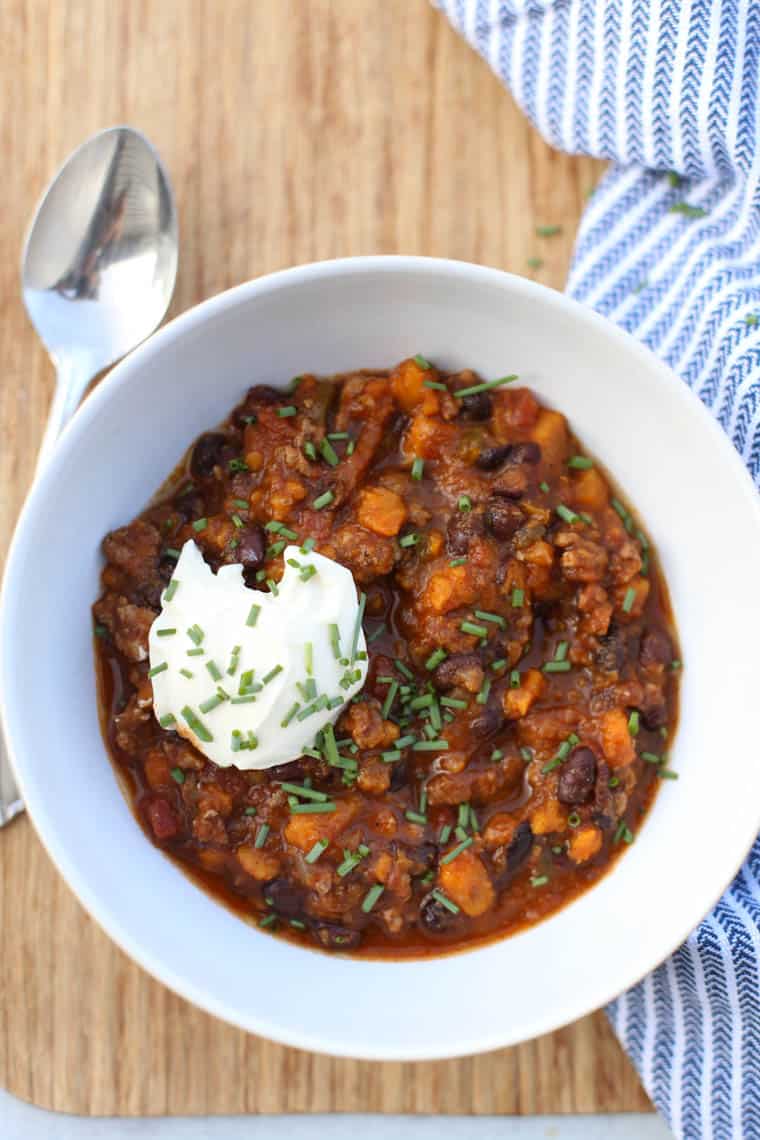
[423,564,477,614]
[438,848,495,917]
[572,467,609,513]
[568,825,603,864]
[530,408,568,470]
[599,709,636,768]
[530,799,567,835]
[237,846,281,881]
[357,487,408,537]
[284,798,357,852]
[503,668,545,720]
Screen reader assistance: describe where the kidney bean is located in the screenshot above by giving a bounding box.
[420,891,457,935]
[641,701,668,731]
[484,498,523,539]
[190,433,229,479]
[145,797,179,841]
[314,923,362,951]
[475,444,514,471]
[432,652,482,692]
[458,391,493,421]
[558,747,597,805]
[508,441,541,465]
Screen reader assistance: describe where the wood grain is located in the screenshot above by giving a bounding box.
[0,0,650,1117]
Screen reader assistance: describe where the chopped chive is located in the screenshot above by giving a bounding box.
[441,836,473,864]
[199,694,224,714]
[232,498,249,510]
[300,537,316,554]
[440,695,467,709]
[554,641,569,662]
[230,694,257,704]
[267,541,286,558]
[413,354,431,370]
[536,223,562,237]
[611,498,629,522]
[367,622,386,642]
[305,839,329,864]
[394,659,414,681]
[670,659,683,671]
[412,739,449,751]
[320,438,340,467]
[411,458,425,481]
[164,578,180,602]
[159,713,176,729]
[458,495,472,512]
[511,588,524,608]
[491,658,508,672]
[164,547,182,560]
[410,693,434,710]
[449,556,468,567]
[328,623,342,660]
[276,405,298,418]
[350,592,367,663]
[567,811,581,828]
[439,824,452,844]
[180,705,213,742]
[556,504,580,525]
[227,646,241,676]
[313,489,334,510]
[361,884,385,913]
[669,202,707,219]
[280,782,329,803]
[431,888,459,915]
[395,733,416,748]
[148,662,168,678]
[425,648,447,671]
[192,518,208,533]
[659,768,679,780]
[254,823,270,848]
[543,660,571,673]
[491,748,504,762]
[179,668,194,679]
[187,624,205,646]
[206,660,222,681]
[530,874,550,887]
[229,458,249,473]
[510,669,521,688]
[476,677,492,705]
[527,256,544,270]
[399,532,420,548]
[642,751,662,764]
[156,628,177,637]
[303,441,317,461]
[628,710,640,736]
[539,481,550,494]
[622,587,636,613]
[424,379,447,390]
[474,609,506,629]
[327,431,349,441]
[568,456,594,469]
[256,569,267,581]
[460,620,488,639]
[381,750,402,763]
[454,374,518,399]
[381,680,399,719]
[290,802,337,815]
[259,913,277,929]
[281,702,301,727]
[231,513,244,529]
[520,747,533,763]
[405,811,427,825]
[304,641,313,676]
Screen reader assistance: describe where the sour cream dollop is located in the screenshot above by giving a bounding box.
[148,541,368,769]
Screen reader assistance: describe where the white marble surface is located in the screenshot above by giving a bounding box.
[0,1091,673,1140]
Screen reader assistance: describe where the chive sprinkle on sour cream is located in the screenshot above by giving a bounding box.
[148,540,368,769]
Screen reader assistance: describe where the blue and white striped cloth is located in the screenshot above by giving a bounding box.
[435,3,760,1137]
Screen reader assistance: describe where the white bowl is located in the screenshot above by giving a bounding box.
[3,257,760,1060]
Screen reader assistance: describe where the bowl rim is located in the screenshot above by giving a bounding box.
[3,254,760,1060]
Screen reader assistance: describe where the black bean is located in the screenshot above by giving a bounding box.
[471,703,505,738]
[506,821,533,873]
[268,759,306,783]
[314,923,362,951]
[557,747,597,805]
[446,512,481,555]
[484,498,523,540]
[174,491,206,520]
[419,892,457,935]
[458,391,493,421]
[236,524,266,569]
[641,701,668,731]
[264,878,306,919]
[433,652,482,691]
[389,758,411,792]
[475,444,514,471]
[190,433,229,479]
[508,441,541,465]
[408,842,438,875]
[640,628,673,668]
[475,441,541,471]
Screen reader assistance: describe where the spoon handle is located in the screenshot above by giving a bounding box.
[0,354,94,824]
[36,354,94,475]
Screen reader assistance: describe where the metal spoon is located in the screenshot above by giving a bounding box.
[0,126,179,824]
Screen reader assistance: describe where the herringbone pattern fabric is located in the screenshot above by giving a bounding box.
[435,2,760,1136]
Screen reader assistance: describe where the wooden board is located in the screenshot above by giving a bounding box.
[0,0,652,1117]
